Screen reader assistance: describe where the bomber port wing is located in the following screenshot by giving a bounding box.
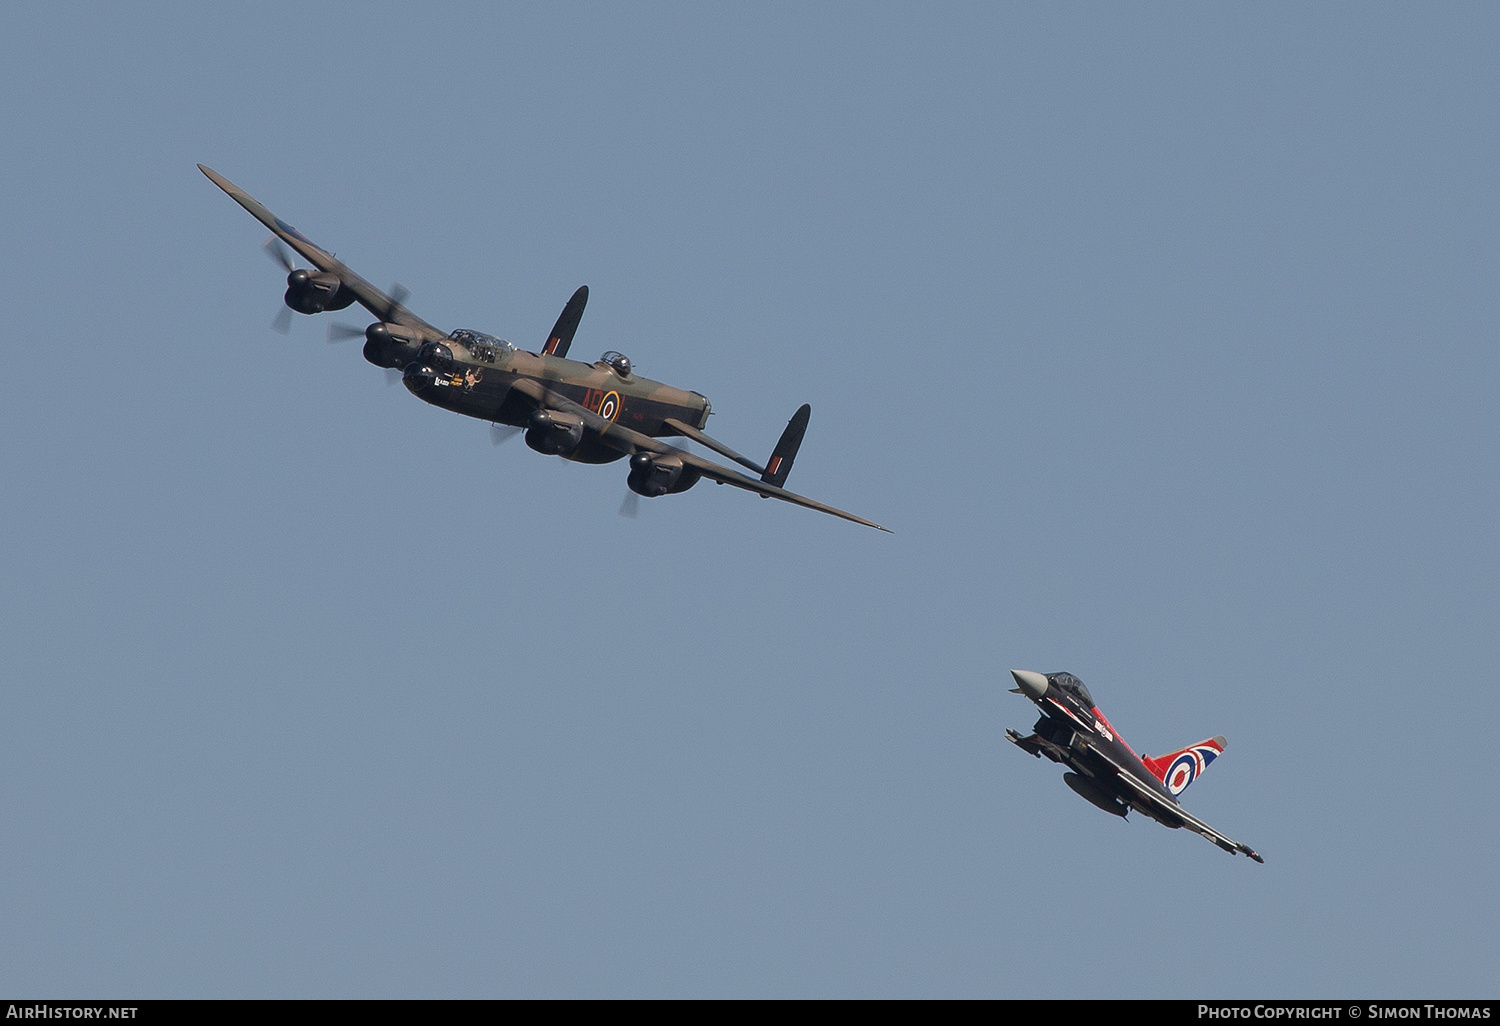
[508,378,890,531]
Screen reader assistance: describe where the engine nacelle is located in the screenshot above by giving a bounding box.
[524,409,586,457]
[627,452,702,497]
[283,269,357,315]
[361,322,424,369]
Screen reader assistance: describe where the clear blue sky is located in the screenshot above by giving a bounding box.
[2,2,1496,997]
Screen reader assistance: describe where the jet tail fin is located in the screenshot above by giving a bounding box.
[1142,736,1225,797]
[760,404,810,490]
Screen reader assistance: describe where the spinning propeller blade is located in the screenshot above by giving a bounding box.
[263,236,297,333]
[327,321,365,343]
[379,282,410,324]
[262,236,295,273]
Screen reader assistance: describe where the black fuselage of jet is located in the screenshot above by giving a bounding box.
[1004,669,1263,862]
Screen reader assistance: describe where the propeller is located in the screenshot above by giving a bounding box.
[264,235,406,337]
[326,321,365,344]
[490,423,521,446]
[618,490,640,519]
[262,236,295,273]
[331,320,410,385]
[263,237,296,334]
[331,281,409,341]
[378,282,411,325]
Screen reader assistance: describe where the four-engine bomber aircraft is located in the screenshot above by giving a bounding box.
[1005,669,1263,862]
[199,165,887,531]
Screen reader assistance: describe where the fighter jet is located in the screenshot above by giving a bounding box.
[1005,669,1263,862]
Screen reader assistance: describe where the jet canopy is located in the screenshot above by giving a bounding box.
[1050,672,1094,707]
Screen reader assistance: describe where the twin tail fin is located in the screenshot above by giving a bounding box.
[760,404,810,490]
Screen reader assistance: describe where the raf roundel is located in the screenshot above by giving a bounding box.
[1167,755,1197,795]
[1163,742,1221,796]
[598,390,620,423]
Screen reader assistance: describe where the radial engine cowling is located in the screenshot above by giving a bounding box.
[524,409,586,457]
[283,269,356,315]
[361,322,423,369]
[627,452,702,497]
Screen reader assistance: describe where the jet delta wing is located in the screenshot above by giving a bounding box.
[1078,728,1264,861]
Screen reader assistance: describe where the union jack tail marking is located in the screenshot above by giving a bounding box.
[1142,736,1226,796]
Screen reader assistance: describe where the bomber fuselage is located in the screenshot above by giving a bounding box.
[400,332,710,465]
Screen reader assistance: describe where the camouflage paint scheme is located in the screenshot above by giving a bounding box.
[200,165,887,531]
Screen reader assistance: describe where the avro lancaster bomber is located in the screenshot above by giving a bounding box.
[200,165,887,531]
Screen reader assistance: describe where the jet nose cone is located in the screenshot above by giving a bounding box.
[1010,669,1049,699]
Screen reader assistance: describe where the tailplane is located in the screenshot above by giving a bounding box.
[1142,736,1225,797]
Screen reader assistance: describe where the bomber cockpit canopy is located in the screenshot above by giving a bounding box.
[599,350,632,377]
[1051,672,1094,707]
[449,328,514,363]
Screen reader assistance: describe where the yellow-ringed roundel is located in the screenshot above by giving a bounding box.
[598,390,621,423]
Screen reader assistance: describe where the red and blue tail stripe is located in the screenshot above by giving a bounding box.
[1142,737,1226,796]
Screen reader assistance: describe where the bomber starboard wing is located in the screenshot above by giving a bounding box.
[198,165,447,343]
